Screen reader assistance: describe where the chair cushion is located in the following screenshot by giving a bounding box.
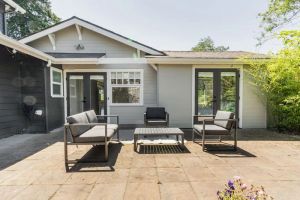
[146,107,166,119]
[193,124,230,135]
[74,126,116,143]
[214,111,235,129]
[66,112,90,137]
[146,119,168,123]
[85,110,98,123]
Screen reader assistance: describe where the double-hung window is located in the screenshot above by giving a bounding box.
[110,71,143,105]
[50,67,63,98]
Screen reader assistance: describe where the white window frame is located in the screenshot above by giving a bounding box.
[110,70,144,106]
[50,67,64,98]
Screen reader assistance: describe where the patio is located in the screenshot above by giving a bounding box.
[0,129,300,199]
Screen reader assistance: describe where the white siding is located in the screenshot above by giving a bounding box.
[27,26,136,58]
[241,69,267,128]
[157,65,192,128]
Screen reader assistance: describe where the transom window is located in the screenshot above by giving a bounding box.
[110,71,143,105]
[50,67,63,98]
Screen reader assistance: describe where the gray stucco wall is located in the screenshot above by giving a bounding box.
[241,69,267,128]
[157,65,192,128]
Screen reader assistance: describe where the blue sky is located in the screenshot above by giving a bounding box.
[50,0,289,53]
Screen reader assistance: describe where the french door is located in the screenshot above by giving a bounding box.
[195,69,239,122]
[66,73,107,116]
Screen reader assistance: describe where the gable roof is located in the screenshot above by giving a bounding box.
[19,16,165,56]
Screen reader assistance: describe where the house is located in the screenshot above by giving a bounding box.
[0,4,267,138]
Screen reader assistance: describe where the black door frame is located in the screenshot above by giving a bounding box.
[66,72,107,116]
[195,68,240,121]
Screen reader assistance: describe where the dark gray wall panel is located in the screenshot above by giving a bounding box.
[20,59,47,133]
[0,47,25,138]
[45,65,64,131]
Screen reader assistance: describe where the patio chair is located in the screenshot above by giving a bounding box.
[193,110,237,151]
[144,107,169,127]
[64,110,119,170]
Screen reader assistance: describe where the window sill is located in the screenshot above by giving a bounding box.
[51,95,64,98]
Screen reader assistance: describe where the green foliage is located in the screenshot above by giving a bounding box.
[192,36,229,52]
[258,0,300,43]
[7,0,60,40]
[245,30,300,132]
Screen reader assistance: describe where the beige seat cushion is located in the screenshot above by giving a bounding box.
[93,124,118,131]
[193,124,230,135]
[74,126,116,143]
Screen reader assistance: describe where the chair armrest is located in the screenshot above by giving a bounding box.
[65,123,107,127]
[166,112,169,124]
[96,115,119,125]
[203,119,236,122]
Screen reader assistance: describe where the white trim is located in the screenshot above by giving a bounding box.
[19,17,164,55]
[3,0,26,14]
[192,65,243,128]
[239,66,244,128]
[150,64,158,71]
[63,68,144,120]
[75,24,82,41]
[50,67,63,98]
[110,70,144,106]
[48,34,56,51]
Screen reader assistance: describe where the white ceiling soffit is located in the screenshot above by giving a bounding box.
[19,17,164,55]
[3,0,26,14]
[0,33,53,62]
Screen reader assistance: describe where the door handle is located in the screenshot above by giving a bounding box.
[211,96,217,103]
[81,97,87,103]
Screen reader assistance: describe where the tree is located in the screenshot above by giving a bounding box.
[192,37,229,52]
[258,0,300,43]
[7,0,60,40]
[245,30,300,132]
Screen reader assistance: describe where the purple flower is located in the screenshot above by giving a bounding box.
[228,180,234,189]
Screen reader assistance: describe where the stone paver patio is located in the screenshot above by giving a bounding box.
[0,129,300,199]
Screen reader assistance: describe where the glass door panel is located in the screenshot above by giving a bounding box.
[69,75,84,115]
[197,72,214,116]
[220,72,236,113]
[90,75,106,115]
[195,69,239,124]
[67,73,107,117]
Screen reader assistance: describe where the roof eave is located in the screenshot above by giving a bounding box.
[146,57,269,65]
[3,0,26,14]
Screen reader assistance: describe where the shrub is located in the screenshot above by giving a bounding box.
[245,30,300,132]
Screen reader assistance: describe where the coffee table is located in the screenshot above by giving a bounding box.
[134,128,185,152]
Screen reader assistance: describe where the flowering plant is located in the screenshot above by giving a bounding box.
[217,176,273,200]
